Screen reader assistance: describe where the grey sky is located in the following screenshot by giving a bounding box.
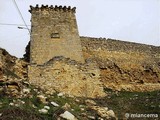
[0,0,159,58]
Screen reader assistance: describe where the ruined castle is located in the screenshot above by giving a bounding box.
[28,5,160,98]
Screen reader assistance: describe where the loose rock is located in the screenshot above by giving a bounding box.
[87,115,95,119]
[106,110,116,118]
[89,106,117,119]
[62,103,71,110]
[22,88,31,94]
[57,92,64,97]
[9,103,14,106]
[85,99,96,106]
[44,106,50,110]
[51,101,59,107]
[60,111,77,120]
[39,108,48,114]
[37,95,47,104]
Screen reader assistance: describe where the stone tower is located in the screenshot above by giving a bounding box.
[29,5,84,65]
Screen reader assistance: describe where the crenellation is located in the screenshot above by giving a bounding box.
[29,4,76,13]
[63,6,67,11]
[50,5,54,9]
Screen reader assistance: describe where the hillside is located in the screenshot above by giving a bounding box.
[0,47,160,120]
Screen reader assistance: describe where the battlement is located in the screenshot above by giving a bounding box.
[29,4,76,13]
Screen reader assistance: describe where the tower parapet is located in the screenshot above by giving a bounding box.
[29,5,76,13]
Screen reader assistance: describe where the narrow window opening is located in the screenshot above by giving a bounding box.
[51,33,60,38]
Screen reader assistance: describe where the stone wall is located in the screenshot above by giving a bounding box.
[28,56,105,98]
[80,37,160,91]
[80,37,160,55]
[29,5,84,65]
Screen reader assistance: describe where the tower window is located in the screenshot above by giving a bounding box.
[51,33,60,38]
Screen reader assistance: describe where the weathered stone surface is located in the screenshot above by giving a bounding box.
[81,37,160,92]
[28,57,106,98]
[0,81,21,97]
[0,80,33,98]
[0,48,27,80]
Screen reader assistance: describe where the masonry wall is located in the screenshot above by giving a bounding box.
[28,57,105,98]
[80,37,160,55]
[80,37,160,91]
[29,5,84,65]
[81,36,160,65]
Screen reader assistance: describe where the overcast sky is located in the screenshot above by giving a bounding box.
[0,0,159,58]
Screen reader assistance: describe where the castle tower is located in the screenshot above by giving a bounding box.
[29,5,84,64]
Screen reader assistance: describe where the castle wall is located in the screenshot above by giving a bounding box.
[28,57,105,98]
[81,36,160,67]
[29,5,84,65]
[80,37,160,55]
[80,37,160,91]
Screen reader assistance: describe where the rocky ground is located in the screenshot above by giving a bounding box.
[0,79,117,120]
[0,79,159,120]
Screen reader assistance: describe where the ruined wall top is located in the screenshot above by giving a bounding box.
[80,37,160,55]
[29,4,76,13]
